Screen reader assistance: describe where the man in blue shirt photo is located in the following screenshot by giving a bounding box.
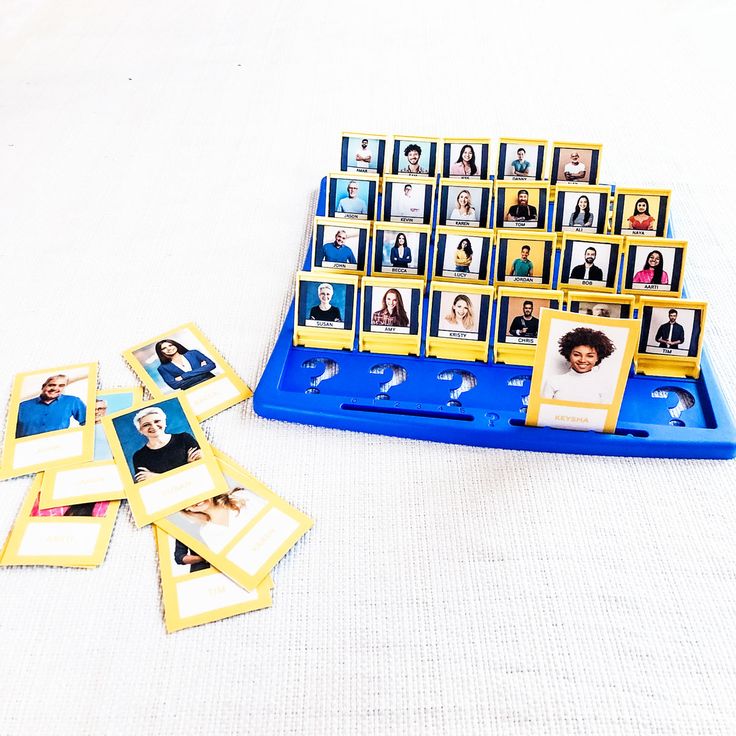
[15,374,87,438]
[322,229,356,265]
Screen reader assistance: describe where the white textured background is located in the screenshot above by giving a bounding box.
[1,2,736,734]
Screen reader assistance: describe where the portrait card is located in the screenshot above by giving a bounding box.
[612,187,671,238]
[526,310,640,433]
[558,233,624,292]
[123,323,252,422]
[432,227,493,284]
[425,282,494,362]
[1,362,97,480]
[371,223,430,279]
[437,178,493,228]
[382,175,435,226]
[154,526,273,633]
[496,137,547,181]
[40,387,143,509]
[441,138,491,180]
[0,474,119,568]
[103,395,227,527]
[495,180,550,230]
[359,276,424,356]
[311,216,370,275]
[493,287,564,366]
[326,171,379,221]
[549,142,603,186]
[293,271,359,351]
[552,185,610,235]
[156,448,313,592]
[495,231,556,288]
[634,298,707,379]
[390,135,439,177]
[621,238,687,297]
[340,131,387,175]
[566,291,636,320]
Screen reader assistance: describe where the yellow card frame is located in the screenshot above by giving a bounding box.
[525,309,640,433]
[40,387,144,508]
[359,276,425,356]
[1,362,98,481]
[494,230,557,289]
[122,322,252,422]
[496,137,547,181]
[494,179,550,231]
[327,170,379,220]
[437,177,494,229]
[390,134,440,177]
[154,525,273,633]
[552,184,611,237]
[310,216,371,276]
[155,448,313,591]
[557,233,625,293]
[432,226,494,285]
[102,394,227,527]
[634,297,708,379]
[381,174,436,226]
[370,222,431,281]
[493,287,564,366]
[441,137,492,180]
[425,282,494,362]
[549,141,603,186]
[611,187,672,238]
[340,130,387,175]
[0,474,119,568]
[621,237,688,299]
[293,271,359,351]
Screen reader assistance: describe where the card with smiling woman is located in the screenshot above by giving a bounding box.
[432,227,493,284]
[441,138,491,180]
[494,180,550,231]
[39,387,143,510]
[123,323,252,422]
[103,395,227,527]
[0,473,119,568]
[611,187,671,238]
[371,223,431,279]
[621,237,687,298]
[154,525,273,633]
[1,362,97,481]
[437,178,493,228]
[155,448,313,593]
[525,309,640,433]
[552,185,610,236]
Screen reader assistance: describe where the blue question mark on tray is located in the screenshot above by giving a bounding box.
[301,358,340,394]
[369,363,408,400]
[437,369,478,407]
[651,386,696,427]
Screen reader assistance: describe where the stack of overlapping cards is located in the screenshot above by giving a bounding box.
[0,323,313,632]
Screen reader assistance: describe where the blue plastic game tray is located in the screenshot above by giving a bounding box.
[254,179,736,459]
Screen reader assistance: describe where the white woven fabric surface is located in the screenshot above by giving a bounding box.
[1,1,735,734]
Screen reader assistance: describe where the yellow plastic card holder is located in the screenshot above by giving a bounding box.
[557,233,625,294]
[441,137,492,180]
[123,322,252,423]
[432,226,494,285]
[103,394,227,528]
[359,276,425,356]
[621,237,688,300]
[327,170,379,221]
[566,291,636,320]
[496,137,547,181]
[425,282,494,362]
[293,271,359,351]
[381,174,436,226]
[552,184,611,242]
[493,287,564,366]
[549,141,603,188]
[0,474,119,568]
[370,222,431,281]
[340,131,387,177]
[390,134,440,177]
[611,187,672,239]
[310,216,371,276]
[39,387,143,509]
[525,309,640,433]
[494,179,550,232]
[155,448,313,592]
[494,229,557,290]
[437,177,494,229]
[1,362,98,481]
[154,525,273,633]
[634,297,707,379]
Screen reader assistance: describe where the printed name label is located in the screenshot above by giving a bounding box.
[176,571,258,618]
[188,376,241,414]
[139,464,215,515]
[52,463,123,501]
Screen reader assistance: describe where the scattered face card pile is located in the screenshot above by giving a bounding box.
[0,326,312,632]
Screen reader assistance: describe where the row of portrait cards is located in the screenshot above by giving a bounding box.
[311,222,687,297]
[326,172,671,239]
[0,325,313,632]
[340,133,604,186]
[293,273,707,378]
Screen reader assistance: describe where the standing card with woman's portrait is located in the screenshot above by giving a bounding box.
[437,179,493,228]
[441,138,491,180]
[552,185,610,236]
[612,187,671,238]
[371,223,430,279]
[621,238,687,297]
[432,227,493,284]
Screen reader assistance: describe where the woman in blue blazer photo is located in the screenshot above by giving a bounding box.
[155,339,217,390]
